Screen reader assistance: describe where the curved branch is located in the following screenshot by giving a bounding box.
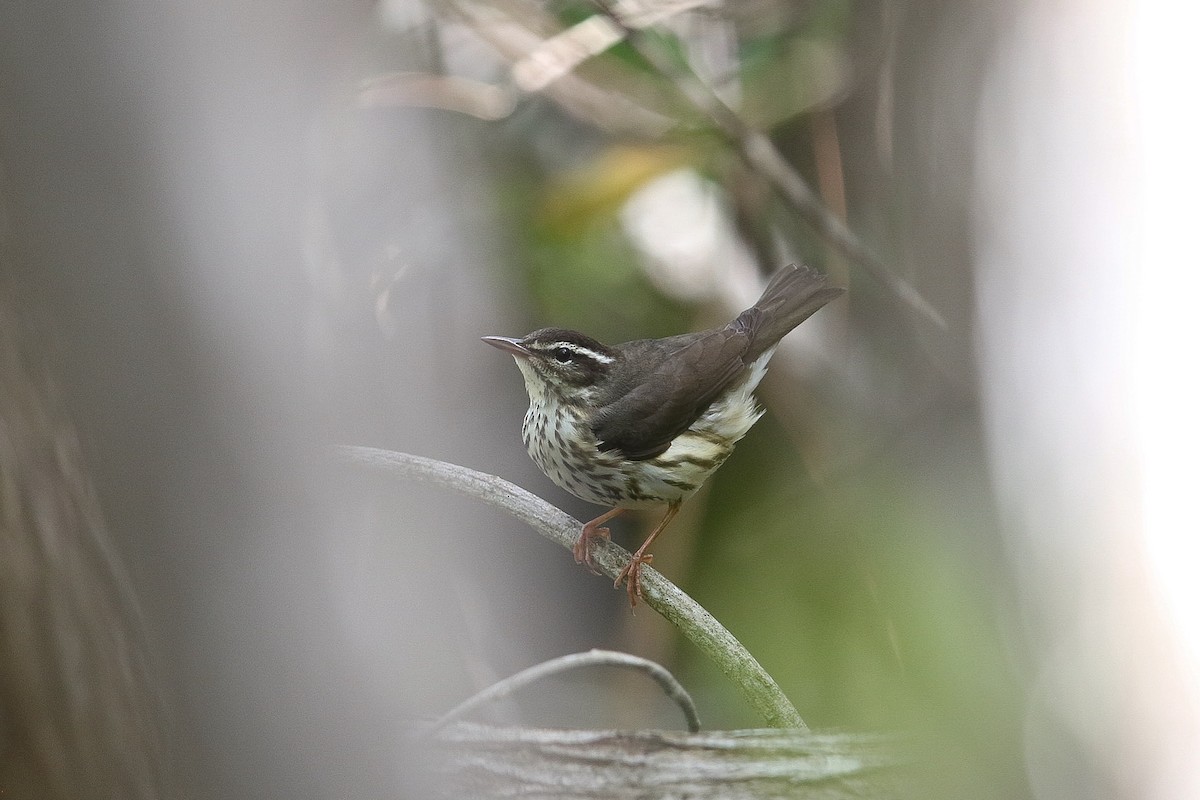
[339,445,807,729]
[427,649,701,734]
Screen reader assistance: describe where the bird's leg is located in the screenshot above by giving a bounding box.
[575,507,625,573]
[615,502,681,608]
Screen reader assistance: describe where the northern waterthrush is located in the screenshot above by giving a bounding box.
[484,263,843,606]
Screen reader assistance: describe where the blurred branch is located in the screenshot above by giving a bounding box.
[441,0,677,136]
[427,649,701,733]
[339,445,808,729]
[359,72,516,120]
[591,1,947,329]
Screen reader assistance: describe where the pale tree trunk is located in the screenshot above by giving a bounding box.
[423,723,907,799]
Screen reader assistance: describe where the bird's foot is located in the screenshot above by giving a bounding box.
[573,524,611,574]
[575,508,624,574]
[615,553,654,608]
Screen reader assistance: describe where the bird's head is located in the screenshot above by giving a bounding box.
[482,328,617,407]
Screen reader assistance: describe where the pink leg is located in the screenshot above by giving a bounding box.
[575,507,625,573]
[615,502,681,608]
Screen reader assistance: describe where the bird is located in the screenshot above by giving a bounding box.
[483,264,844,606]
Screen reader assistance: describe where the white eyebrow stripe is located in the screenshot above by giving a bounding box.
[535,341,615,364]
[561,343,614,363]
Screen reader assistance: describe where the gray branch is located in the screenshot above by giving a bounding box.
[427,649,701,734]
[339,445,807,729]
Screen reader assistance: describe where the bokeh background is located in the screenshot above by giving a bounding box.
[2,0,1196,798]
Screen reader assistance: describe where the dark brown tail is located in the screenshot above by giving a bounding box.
[734,264,844,361]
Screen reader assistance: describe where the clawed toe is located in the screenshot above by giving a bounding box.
[573,526,611,573]
[576,508,624,572]
[615,553,653,608]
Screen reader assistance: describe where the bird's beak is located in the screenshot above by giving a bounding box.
[481,336,531,357]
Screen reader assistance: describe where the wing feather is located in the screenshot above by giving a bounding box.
[591,264,841,460]
[591,328,751,460]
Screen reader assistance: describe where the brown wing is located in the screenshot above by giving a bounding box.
[590,327,753,460]
[592,265,843,460]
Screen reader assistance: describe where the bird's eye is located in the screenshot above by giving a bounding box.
[553,347,573,363]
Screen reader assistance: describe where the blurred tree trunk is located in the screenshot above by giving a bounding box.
[0,268,172,797]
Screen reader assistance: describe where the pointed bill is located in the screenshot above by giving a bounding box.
[481,336,532,357]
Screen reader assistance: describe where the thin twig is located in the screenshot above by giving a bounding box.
[592,2,947,329]
[339,445,808,729]
[426,649,701,734]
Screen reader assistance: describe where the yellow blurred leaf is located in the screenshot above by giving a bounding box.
[539,144,695,233]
